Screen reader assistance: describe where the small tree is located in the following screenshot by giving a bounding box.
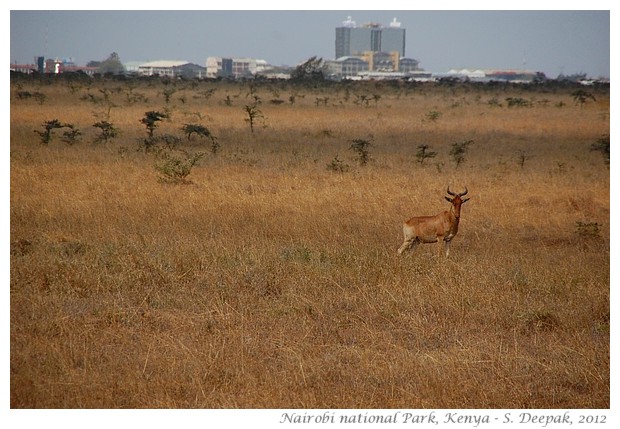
[290,56,326,83]
[575,221,601,239]
[33,92,47,105]
[354,94,370,107]
[98,52,124,75]
[425,110,442,122]
[182,123,212,141]
[416,144,437,165]
[350,137,373,166]
[572,89,596,108]
[591,134,610,164]
[327,155,350,173]
[450,139,474,168]
[155,150,205,184]
[516,149,530,169]
[34,119,65,144]
[141,111,169,139]
[505,97,532,108]
[93,121,119,143]
[181,124,220,154]
[244,102,265,133]
[61,124,82,145]
[162,87,177,104]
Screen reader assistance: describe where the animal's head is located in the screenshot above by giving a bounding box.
[445,187,469,218]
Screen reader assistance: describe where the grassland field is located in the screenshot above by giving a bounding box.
[9,76,610,408]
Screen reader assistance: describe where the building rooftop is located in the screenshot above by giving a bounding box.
[139,60,189,68]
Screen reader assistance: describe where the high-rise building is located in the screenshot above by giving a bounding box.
[335,17,405,59]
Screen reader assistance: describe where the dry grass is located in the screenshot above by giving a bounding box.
[10,77,609,408]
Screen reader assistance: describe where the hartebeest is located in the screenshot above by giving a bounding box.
[397,187,470,256]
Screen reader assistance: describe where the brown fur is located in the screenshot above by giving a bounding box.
[398,188,469,256]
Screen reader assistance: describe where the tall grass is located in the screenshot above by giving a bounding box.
[10,77,609,408]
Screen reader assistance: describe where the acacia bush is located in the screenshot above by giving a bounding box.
[450,139,474,168]
[34,119,69,144]
[154,149,205,184]
[416,144,437,165]
[92,121,118,143]
[591,134,610,163]
[350,137,373,166]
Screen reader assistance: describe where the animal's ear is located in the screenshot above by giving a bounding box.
[462,197,470,203]
[445,196,453,203]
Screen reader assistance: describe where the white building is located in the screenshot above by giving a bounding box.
[123,61,145,74]
[138,60,189,77]
[326,55,421,79]
[206,57,269,78]
[446,68,542,83]
[136,60,206,78]
[447,68,487,80]
[325,57,369,79]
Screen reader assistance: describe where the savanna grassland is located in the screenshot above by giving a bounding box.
[10,74,609,408]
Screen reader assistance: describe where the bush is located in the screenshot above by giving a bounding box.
[350,137,373,166]
[575,221,601,239]
[34,119,66,144]
[591,134,610,164]
[244,102,265,133]
[416,144,437,165]
[181,124,218,154]
[155,150,205,184]
[61,125,82,145]
[425,110,442,122]
[450,139,474,168]
[93,121,118,144]
[505,97,532,108]
[140,110,169,138]
[327,155,350,173]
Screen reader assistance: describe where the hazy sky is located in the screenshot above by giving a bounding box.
[9,9,611,78]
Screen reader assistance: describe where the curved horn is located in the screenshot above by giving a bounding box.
[446,186,456,196]
[459,187,468,197]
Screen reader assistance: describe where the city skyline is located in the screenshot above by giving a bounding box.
[10,9,611,78]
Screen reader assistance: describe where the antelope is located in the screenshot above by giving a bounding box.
[397,187,470,256]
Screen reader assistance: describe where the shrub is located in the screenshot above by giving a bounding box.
[16,90,32,100]
[162,87,177,104]
[425,110,442,122]
[591,134,610,164]
[572,89,596,107]
[140,110,169,138]
[61,125,82,145]
[34,119,65,144]
[155,150,205,184]
[92,121,118,144]
[575,221,601,238]
[416,144,437,165]
[350,137,373,166]
[505,97,532,108]
[182,124,220,154]
[450,139,474,168]
[244,102,265,133]
[327,155,350,173]
[182,123,215,141]
[516,149,530,169]
[33,92,47,105]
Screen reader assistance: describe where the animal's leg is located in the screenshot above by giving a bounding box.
[445,240,451,257]
[436,235,445,256]
[398,237,417,255]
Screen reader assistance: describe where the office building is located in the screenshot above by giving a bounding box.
[335,17,405,59]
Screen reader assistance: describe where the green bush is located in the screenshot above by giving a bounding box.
[155,150,205,184]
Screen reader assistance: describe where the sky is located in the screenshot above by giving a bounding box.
[9,6,611,79]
